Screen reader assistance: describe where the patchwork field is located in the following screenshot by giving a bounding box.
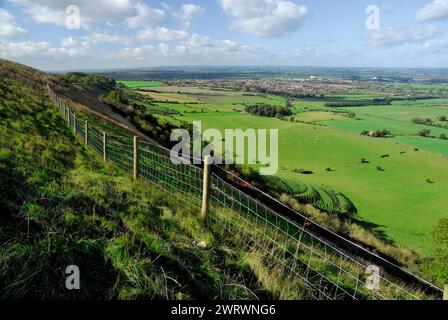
[119,80,166,88]
[130,85,448,255]
[142,86,287,112]
[137,91,202,103]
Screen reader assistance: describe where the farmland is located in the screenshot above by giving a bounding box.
[119,80,166,88]
[129,83,448,255]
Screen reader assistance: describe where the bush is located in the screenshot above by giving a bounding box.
[439,133,448,140]
[418,129,431,137]
[245,104,292,118]
[412,117,433,125]
[422,218,448,286]
[361,129,391,137]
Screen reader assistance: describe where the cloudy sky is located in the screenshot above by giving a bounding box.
[0,0,447,70]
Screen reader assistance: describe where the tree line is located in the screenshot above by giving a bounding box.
[245,104,292,118]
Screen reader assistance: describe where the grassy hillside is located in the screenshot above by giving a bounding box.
[3,59,446,299]
[0,59,307,299]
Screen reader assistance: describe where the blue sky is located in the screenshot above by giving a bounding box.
[0,0,447,70]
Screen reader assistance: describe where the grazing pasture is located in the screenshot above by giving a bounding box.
[119,80,166,88]
[137,91,202,103]
[126,84,448,255]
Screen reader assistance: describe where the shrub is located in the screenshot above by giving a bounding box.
[418,129,431,137]
[412,117,433,125]
[422,218,448,286]
[245,104,292,118]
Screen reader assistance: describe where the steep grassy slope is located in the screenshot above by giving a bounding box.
[0,59,306,299]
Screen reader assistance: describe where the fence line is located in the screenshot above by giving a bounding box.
[47,85,443,300]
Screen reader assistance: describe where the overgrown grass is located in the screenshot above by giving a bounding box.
[0,64,307,300]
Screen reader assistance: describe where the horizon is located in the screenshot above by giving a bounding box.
[44,64,448,73]
[1,1,448,70]
[40,63,448,74]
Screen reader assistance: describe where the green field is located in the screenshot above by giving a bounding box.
[177,112,448,254]
[119,80,166,88]
[127,85,448,255]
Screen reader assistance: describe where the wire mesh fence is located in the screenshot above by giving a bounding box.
[207,173,426,300]
[47,86,443,301]
[139,140,204,212]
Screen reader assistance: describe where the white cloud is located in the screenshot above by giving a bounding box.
[418,39,448,53]
[380,2,398,12]
[295,47,318,58]
[367,24,440,48]
[416,0,448,22]
[0,9,28,40]
[8,0,164,29]
[137,27,189,41]
[87,33,133,45]
[218,0,307,37]
[0,40,89,60]
[0,41,49,58]
[160,2,171,11]
[62,33,132,47]
[121,33,265,64]
[126,2,165,29]
[174,4,205,28]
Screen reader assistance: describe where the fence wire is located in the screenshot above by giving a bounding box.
[47,86,441,301]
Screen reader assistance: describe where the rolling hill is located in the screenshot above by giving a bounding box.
[0,58,305,299]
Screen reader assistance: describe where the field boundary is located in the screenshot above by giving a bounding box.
[47,85,444,300]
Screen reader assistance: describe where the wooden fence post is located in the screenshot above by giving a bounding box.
[103,132,107,162]
[444,284,448,300]
[73,114,77,134]
[133,136,139,181]
[84,121,88,145]
[200,155,212,221]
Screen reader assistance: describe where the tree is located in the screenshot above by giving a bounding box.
[439,133,448,140]
[422,218,448,286]
[418,129,431,137]
[433,218,448,245]
[437,115,447,122]
[360,130,370,136]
